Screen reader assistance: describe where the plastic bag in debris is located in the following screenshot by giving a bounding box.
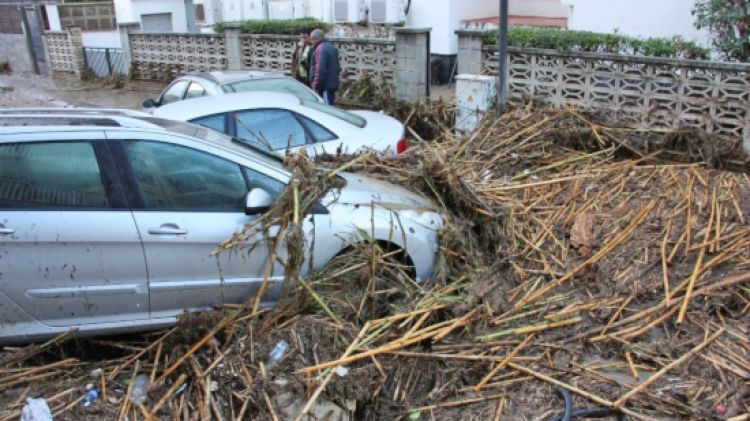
[20,397,52,421]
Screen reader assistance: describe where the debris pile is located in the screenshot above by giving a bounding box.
[1,105,749,421]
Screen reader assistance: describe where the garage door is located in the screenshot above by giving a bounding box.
[141,13,173,32]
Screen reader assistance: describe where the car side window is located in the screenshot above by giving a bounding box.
[243,167,285,200]
[160,80,189,105]
[297,114,337,142]
[0,142,109,208]
[123,141,247,211]
[190,113,226,133]
[184,82,206,100]
[234,109,309,151]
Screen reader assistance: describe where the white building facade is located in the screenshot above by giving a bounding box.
[560,0,711,48]
[114,0,197,33]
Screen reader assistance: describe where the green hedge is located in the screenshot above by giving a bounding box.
[215,18,331,35]
[483,27,709,60]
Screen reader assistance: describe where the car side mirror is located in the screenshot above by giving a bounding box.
[245,188,274,215]
[142,98,157,108]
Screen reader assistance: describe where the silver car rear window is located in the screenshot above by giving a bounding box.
[224,79,320,102]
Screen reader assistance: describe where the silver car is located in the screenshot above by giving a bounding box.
[0,109,441,344]
[142,71,323,109]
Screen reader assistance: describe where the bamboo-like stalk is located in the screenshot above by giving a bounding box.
[516,203,654,308]
[294,322,371,421]
[613,328,725,408]
[678,187,716,323]
[475,333,536,391]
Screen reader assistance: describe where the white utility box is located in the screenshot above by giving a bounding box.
[368,0,405,24]
[455,74,497,134]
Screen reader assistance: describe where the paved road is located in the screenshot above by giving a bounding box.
[0,72,159,110]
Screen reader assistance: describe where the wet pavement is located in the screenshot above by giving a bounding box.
[0,72,160,110]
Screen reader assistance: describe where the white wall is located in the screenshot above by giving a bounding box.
[115,0,189,32]
[222,0,266,20]
[195,0,223,24]
[510,0,569,18]
[114,0,133,25]
[45,5,62,31]
[82,31,122,48]
[561,0,710,47]
[407,0,495,55]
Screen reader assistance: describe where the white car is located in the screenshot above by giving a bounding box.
[152,92,409,156]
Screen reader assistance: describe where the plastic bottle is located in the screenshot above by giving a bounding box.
[266,339,289,369]
[21,397,52,421]
[83,388,100,407]
[129,374,150,405]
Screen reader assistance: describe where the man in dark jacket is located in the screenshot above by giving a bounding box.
[309,29,340,105]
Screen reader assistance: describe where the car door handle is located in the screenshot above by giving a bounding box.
[148,224,188,235]
[0,228,14,235]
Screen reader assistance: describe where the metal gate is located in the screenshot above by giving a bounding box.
[83,47,125,77]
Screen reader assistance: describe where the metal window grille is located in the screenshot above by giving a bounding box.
[83,47,125,77]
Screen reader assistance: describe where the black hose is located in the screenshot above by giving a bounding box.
[545,387,628,421]
[556,387,573,421]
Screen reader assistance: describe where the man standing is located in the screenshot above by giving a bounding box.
[309,29,340,105]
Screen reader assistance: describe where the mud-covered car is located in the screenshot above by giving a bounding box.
[0,109,442,344]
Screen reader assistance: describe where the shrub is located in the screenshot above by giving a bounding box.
[0,61,10,74]
[484,26,709,60]
[215,18,331,35]
[694,0,750,61]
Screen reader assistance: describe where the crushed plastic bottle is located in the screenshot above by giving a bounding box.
[129,374,150,405]
[83,388,100,407]
[21,397,52,421]
[266,339,289,369]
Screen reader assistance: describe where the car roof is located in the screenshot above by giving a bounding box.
[153,91,305,121]
[0,107,287,160]
[0,108,163,130]
[192,70,288,85]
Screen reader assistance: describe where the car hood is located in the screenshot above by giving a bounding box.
[323,172,437,211]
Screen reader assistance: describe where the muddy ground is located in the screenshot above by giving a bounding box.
[0,72,157,110]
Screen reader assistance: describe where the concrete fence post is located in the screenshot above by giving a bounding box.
[66,26,85,78]
[118,22,139,76]
[394,27,431,101]
[223,23,242,71]
[455,30,485,75]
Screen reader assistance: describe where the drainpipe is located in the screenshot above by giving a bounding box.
[18,6,40,75]
[497,0,508,115]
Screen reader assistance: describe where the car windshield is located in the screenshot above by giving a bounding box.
[139,116,287,170]
[224,79,320,102]
[301,100,367,128]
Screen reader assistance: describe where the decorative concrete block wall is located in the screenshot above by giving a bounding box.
[45,27,85,76]
[48,25,430,100]
[457,31,750,152]
[129,32,227,80]
[113,26,428,100]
